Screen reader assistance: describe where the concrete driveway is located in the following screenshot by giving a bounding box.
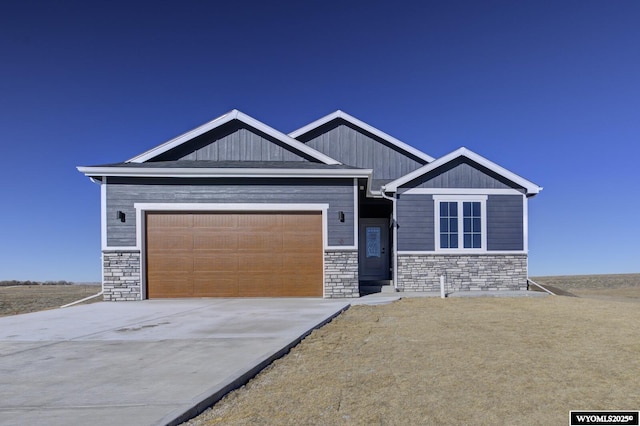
[0,298,350,426]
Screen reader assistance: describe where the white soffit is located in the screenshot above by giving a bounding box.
[289,110,436,163]
[126,110,342,165]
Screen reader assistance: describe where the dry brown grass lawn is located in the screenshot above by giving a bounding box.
[186,296,640,426]
[533,273,640,302]
[0,285,102,316]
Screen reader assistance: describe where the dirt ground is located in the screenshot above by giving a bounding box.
[185,282,640,425]
[0,285,102,316]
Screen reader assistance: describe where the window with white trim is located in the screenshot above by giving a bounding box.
[434,196,487,251]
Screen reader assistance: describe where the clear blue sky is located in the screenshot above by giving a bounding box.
[1,1,639,281]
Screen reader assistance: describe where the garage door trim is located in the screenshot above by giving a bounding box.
[135,203,329,299]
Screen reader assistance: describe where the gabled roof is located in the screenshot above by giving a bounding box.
[383,147,542,196]
[126,109,342,165]
[288,110,436,163]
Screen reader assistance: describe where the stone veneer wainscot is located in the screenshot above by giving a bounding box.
[397,254,527,292]
[103,250,141,301]
[324,250,359,298]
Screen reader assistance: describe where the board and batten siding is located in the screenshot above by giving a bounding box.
[401,160,519,190]
[298,122,426,185]
[396,194,524,251]
[397,194,434,251]
[487,194,524,251]
[105,178,355,247]
[153,121,308,162]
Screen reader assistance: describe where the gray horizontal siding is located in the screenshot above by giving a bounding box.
[153,121,308,162]
[300,121,426,185]
[106,178,354,247]
[397,194,434,251]
[403,160,518,190]
[396,194,524,252]
[487,195,524,251]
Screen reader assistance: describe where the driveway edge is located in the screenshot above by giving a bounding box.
[161,303,351,426]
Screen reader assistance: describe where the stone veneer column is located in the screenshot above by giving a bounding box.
[397,254,528,292]
[102,250,141,301]
[324,250,359,298]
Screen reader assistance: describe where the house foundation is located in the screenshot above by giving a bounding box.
[397,254,527,292]
[324,250,359,298]
[102,250,142,301]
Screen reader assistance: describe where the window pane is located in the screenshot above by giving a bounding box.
[440,218,449,232]
[450,202,457,216]
[473,234,481,248]
[463,202,471,216]
[472,202,481,216]
[440,234,449,248]
[473,218,481,232]
[463,218,471,232]
[450,218,458,232]
[464,234,471,248]
[440,202,448,216]
[450,234,458,248]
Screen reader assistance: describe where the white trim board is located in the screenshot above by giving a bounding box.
[126,109,341,165]
[78,166,372,179]
[399,188,524,195]
[398,251,528,255]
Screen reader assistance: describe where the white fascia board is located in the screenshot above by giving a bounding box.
[289,110,436,163]
[384,147,542,195]
[77,166,372,179]
[400,188,524,195]
[126,109,341,165]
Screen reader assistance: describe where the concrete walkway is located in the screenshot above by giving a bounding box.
[0,299,349,426]
[0,290,546,425]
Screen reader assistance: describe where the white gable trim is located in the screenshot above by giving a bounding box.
[126,110,342,165]
[289,110,435,163]
[384,147,542,195]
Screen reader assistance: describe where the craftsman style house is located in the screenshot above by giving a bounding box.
[78,110,541,301]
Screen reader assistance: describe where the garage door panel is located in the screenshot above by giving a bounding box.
[193,214,236,228]
[282,253,322,272]
[148,254,193,273]
[147,213,193,228]
[241,253,283,272]
[146,211,322,298]
[147,276,193,298]
[237,233,282,251]
[193,275,238,297]
[283,232,322,248]
[281,275,321,296]
[238,274,282,297]
[149,234,193,251]
[193,254,239,272]
[193,232,238,250]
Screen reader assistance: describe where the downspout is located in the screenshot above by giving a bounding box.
[379,186,398,291]
[61,290,104,308]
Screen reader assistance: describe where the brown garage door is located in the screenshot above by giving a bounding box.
[146,212,323,298]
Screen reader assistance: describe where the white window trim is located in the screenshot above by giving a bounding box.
[433,195,488,253]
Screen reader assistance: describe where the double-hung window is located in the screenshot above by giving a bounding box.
[434,195,487,251]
